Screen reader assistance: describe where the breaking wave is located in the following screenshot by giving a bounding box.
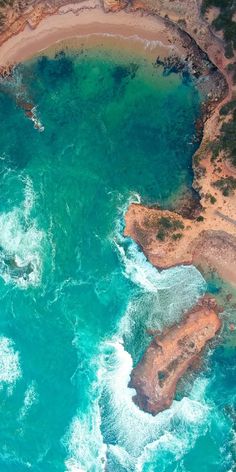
[0,336,21,395]
[64,207,209,471]
[0,175,44,288]
[18,381,38,420]
[64,336,211,472]
[0,67,44,132]
[114,211,206,345]
[100,339,210,471]
[64,403,107,472]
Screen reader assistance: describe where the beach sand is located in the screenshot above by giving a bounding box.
[0,0,184,68]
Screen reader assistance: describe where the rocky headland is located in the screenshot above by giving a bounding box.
[124,202,236,286]
[129,296,221,415]
[122,1,236,288]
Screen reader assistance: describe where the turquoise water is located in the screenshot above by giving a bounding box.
[0,45,235,471]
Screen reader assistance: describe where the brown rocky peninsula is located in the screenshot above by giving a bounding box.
[129,296,221,415]
[124,203,236,286]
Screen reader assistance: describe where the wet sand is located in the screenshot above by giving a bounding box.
[0,0,183,67]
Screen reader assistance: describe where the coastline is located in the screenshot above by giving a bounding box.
[124,201,236,288]
[0,0,236,418]
[0,0,235,314]
[0,2,181,68]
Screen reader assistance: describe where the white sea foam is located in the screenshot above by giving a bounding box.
[115,240,160,292]
[0,176,44,288]
[127,191,141,205]
[70,32,177,54]
[0,208,43,287]
[64,402,107,472]
[31,106,45,132]
[99,338,210,471]
[65,196,209,471]
[0,336,21,394]
[21,175,36,219]
[116,236,206,295]
[112,192,206,305]
[18,381,38,420]
[114,238,206,343]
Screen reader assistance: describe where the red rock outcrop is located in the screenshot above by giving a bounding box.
[124,203,236,287]
[129,296,221,415]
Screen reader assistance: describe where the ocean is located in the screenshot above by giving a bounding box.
[0,42,235,471]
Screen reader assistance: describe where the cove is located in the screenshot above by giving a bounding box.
[0,43,234,471]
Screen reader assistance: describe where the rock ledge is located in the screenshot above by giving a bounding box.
[129,296,221,415]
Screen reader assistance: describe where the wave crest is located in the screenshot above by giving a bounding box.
[0,336,21,395]
[0,176,44,288]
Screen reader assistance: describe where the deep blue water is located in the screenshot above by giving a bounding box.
[0,45,235,471]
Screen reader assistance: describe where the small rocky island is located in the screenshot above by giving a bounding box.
[129,296,221,415]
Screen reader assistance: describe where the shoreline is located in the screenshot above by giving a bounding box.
[0,0,235,417]
[0,0,235,287]
[0,0,236,284]
[0,3,181,68]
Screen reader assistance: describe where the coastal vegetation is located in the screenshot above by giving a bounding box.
[156,216,184,241]
[205,192,217,204]
[0,0,13,25]
[207,99,236,174]
[201,0,236,58]
[0,0,14,7]
[219,102,236,166]
[196,215,204,222]
[213,175,236,196]
[227,62,236,84]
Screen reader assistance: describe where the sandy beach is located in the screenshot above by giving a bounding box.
[0,1,182,68]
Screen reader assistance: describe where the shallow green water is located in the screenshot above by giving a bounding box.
[0,46,235,471]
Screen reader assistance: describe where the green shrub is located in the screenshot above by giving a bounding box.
[214,176,236,195]
[220,117,236,166]
[172,220,184,230]
[158,216,173,229]
[156,229,166,241]
[208,140,221,159]
[201,0,236,54]
[194,154,201,166]
[172,233,183,240]
[196,215,204,222]
[220,99,236,116]
[227,63,236,84]
[155,216,184,241]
